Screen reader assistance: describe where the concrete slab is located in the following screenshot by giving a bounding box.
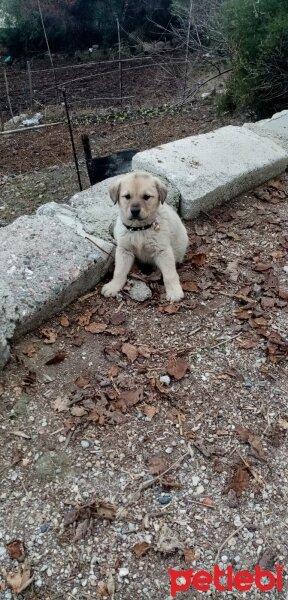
[132,126,288,219]
[0,215,114,368]
[244,110,288,154]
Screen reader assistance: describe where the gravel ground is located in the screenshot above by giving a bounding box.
[1,174,288,599]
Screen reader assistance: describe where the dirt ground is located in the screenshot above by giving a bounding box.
[1,173,288,599]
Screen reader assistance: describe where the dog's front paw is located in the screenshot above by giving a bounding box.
[101,281,122,297]
[165,286,184,303]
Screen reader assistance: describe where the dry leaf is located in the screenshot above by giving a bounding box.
[142,405,158,419]
[190,253,207,267]
[59,315,70,327]
[106,325,126,336]
[121,343,138,363]
[279,289,288,299]
[158,303,180,314]
[118,387,144,407]
[148,455,169,475]
[133,542,151,558]
[97,581,109,597]
[201,497,215,508]
[6,540,25,562]
[108,365,119,378]
[236,308,250,320]
[78,311,92,326]
[226,260,239,282]
[261,297,275,309]
[236,426,266,461]
[75,376,90,388]
[157,524,184,554]
[22,344,37,357]
[5,559,33,595]
[70,406,87,417]
[110,312,126,325]
[138,345,153,358]
[182,280,199,293]
[85,322,107,334]
[41,327,57,344]
[45,351,66,365]
[254,262,272,272]
[167,356,189,380]
[237,336,258,350]
[259,549,276,571]
[184,548,198,563]
[228,464,250,497]
[51,396,70,412]
[278,417,288,430]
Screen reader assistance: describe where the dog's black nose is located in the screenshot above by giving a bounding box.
[131,207,141,219]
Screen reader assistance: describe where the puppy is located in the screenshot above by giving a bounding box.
[101,171,188,302]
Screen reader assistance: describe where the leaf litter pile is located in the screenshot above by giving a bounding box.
[1,175,288,598]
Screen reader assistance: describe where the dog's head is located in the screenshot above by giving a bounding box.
[109,171,167,223]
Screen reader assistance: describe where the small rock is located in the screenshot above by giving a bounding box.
[40,523,50,533]
[129,282,152,302]
[221,555,228,563]
[119,567,129,578]
[196,484,205,495]
[158,495,172,506]
[160,375,171,386]
[165,447,173,454]
[234,515,242,527]
[81,440,90,449]
[192,476,200,487]
[157,524,184,554]
[0,545,6,558]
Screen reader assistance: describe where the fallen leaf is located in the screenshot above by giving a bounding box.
[85,322,107,334]
[97,581,109,597]
[237,336,258,350]
[278,417,288,430]
[138,345,154,358]
[226,260,239,282]
[167,356,189,380]
[121,343,139,362]
[51,396,70,412]
[78,311,92,326]
[148,455,169,475]
[70,406,87,417]
[133,542,151,558]
[142,405,158,419]
[184,548,198,563]
[118,387,144,407]
[236,426,266,461]
[96,502,116,521]
[6,540,25,562]
[5,560,33,595]
[40,327,58,344]
[236,308,250,320]
[261,297,275,310]
[201,497,215,508]
[59,315,70,327]
[254,262,272,272]
[106,325,126,336]
[182,280,199,292]
[109,312,126,325]
[190,253,207,267]
[45,351,66,365]
[73,518,89,542]
[228,464,250,497]
[259,549,276,571]
[22,344,37,358]
[158,303,180,314]
[271,249,285,260]
[75,376,90,389]
[108,365,119,378]
[279,289,288,299]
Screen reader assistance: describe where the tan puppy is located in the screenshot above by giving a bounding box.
[101,171,188,302]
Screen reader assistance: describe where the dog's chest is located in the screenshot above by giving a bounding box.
[128,231,157,261]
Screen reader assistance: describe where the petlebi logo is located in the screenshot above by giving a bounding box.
[168,564,285,596]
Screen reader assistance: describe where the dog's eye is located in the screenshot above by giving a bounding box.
[123,194,131,200]
[143,194,151,201]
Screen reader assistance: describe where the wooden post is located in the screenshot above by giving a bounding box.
[36,0,59,103]
[27,61,33,108]
[183,0,193,101]
[62,89,83,192]
[3,68,15,122]
[116,18,123,107]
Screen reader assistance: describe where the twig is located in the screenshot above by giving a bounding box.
[215,523,246,564]
[235,448,263,485]
[0,122,63,135]
[84,234,116,257]
[117,447,192,518]
[190,334,241,355]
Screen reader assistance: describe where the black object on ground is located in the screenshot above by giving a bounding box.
[82,134,138,185]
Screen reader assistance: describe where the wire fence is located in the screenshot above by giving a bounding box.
[0,52,194,120]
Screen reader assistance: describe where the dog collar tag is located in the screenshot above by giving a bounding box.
[152,219,160,232]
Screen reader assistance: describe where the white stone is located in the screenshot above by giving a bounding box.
[160,375,171,385]
[244,110,288,153]
[119,567,129,578]
[133,126,287,219]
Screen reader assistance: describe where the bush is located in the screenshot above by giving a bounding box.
[220,0,288,117]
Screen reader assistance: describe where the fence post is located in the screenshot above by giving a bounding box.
[62,89,83,192]
[116,17,123,107]
[3,68,15,123]
[27,61,33,108]
[182,0,193,101]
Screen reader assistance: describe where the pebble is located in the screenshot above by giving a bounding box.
[81,440,90,449]
[0,546,6,558]
[160,375,171,386]
[119,567,129,578]
[165,447,173,454]
[129,282,152,302]
[234,515,242,527]
[221,555,228,563]
[192,476,200,487]
[40,523,50,533]
[158,495,172,506]
[195,484,204,495]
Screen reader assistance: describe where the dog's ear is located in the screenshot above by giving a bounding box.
[109,179,121,204]
[154,176,167,204]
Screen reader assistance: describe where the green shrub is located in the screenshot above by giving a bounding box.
[220,0,288,117]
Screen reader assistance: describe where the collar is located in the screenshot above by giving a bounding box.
[123,219,160,232]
